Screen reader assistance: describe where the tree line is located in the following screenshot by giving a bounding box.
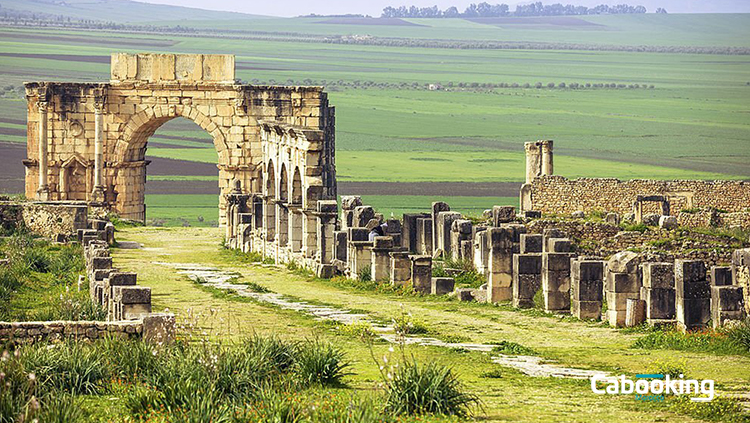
[381,2,652,18]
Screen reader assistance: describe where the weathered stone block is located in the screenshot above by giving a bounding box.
[142,313,176,345]
[641,262,674,289]
[710,266,733,286]
[607,251,639,274]
[625,299,646,327]
[572,299,601,320]
[519,234,543,254]
[431,277,455,295]
[113,286,151,304]
[711,285,745,312]
[409,255,432,294]
[492,205,515,226]
[676,297,711,331]
[641,287,676,320]
[543,290,570,312]
[514,253,542,275]
[605,272,640,294]
[606,291,640,311]
[547,238,572,253]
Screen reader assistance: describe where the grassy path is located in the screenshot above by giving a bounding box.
[112,226,749,422]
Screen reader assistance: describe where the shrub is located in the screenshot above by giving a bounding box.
[244,334,299,375]
[622,222,648,233]
[358,266,372,282]
[295,340,350,387]
[391,311,429,335]
[667,394,748,423]
[21,342,108,395]
[632,325,749,356]
[491,341,537,356]
[340,321,376,341]
[384,359,480,417]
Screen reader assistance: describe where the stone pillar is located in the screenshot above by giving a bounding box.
[333,231,347,263]
[605,251,640,327]
[275,203,289,248]
[711,285,745,329]
[473,228,489,275]
[390,251,411,287]
[417,217,433,256]
[540,139,553,176]
[547,238,572,253]
[340,196,362,230]
[731,248,750,316]
[436,211,461,257]
[409,255,432,294]
[91,104,105,201]
[371,236,394,281]
[524,141,542,184]
[640,262,676,324]
[264,197,276,243]
[36,101,49,200]
[625,299,646,327]
[289,208,303,253]
[402,213,427,252]
[513,253,542,308]
[450,219,472,261]
[487,227,513,302]
[302,213,317,259]
[316,200,337,266]
[542,252,574,313]
[675,260,711,331]
[431,202,450,254]
[542,228,565,253]
[571,259,604,319]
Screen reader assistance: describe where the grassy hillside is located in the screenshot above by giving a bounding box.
[0,0,266,23]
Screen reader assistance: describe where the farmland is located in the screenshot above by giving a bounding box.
[0,13,749,224]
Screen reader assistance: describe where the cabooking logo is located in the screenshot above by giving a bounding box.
[591,373,715,402]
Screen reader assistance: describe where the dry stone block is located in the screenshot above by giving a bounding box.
[431,277,455,295]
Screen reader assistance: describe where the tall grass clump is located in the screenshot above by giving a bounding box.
[383,359,480,417]
[295,340,350,387]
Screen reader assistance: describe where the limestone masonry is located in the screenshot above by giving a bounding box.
[23,53,335,225]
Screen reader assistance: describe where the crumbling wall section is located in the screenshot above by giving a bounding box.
[528,176,750,217]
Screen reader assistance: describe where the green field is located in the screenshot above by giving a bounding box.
[0,14,749,224]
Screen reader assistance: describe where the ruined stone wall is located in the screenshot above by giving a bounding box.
[0,201,87,238]
[527,176,750,216]
[0,320,141,344]
[24,53,334,225]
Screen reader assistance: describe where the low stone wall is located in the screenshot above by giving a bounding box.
[0,201,88,238]
[525,176,750,222]
[0,320,141,344]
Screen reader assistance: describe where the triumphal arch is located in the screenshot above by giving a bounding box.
[23,53,336,225]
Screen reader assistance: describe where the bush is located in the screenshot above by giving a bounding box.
[647,358,688,378]
[358,266,372,282]
[491,341,537,356]
[391,311,429,335]
[295,340,350,387]
[384,359,480,417]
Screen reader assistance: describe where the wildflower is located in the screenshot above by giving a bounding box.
[28,373,36,382]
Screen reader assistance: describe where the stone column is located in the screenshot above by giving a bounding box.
[417,217,433,256]
[487,227,514,302]
[524,141,541,184]
[605,251,641,327]
[91,103,105,202]
[289,208,303,253]
[436,211,461,257]
[371,236,394,281]
[540,139,553,176]
[513,253,542,308]
[36,101,49,200]
[316,200,337,266]
[390,251,411,287]
[542,252,574,312]
[302,212,318,259]
[431,202,450,254]
[571,259,604,319]
[409,255,432,294]
[675,260,711,331]
[640,262,675,325]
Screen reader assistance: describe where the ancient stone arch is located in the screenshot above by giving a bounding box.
[23,53,335,225]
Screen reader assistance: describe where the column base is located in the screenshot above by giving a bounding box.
[91,186,105,203]
[36,188,49,201]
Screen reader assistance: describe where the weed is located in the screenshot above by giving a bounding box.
[294,340,351,387]
[491,341,537,356]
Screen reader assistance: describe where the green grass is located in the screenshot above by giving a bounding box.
[144,194,220,227]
